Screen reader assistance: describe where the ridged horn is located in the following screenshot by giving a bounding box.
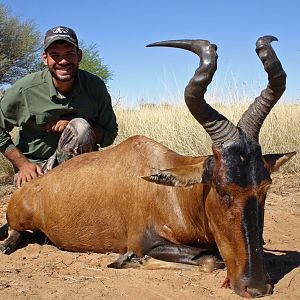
[237,36,286,142]
[147,40,239,149]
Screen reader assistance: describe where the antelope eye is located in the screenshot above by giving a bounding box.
[221,193,232,205]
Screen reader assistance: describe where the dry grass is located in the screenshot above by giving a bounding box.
[0,100,299,177]
[114,101,300,173]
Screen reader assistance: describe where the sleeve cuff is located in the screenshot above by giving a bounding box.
[1,140,16,154]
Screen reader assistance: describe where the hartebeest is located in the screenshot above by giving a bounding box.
[0,36,295,298]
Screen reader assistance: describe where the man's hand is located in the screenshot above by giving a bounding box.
[16,161,43,188]
[4,147,44,188]
[45,120,70,132]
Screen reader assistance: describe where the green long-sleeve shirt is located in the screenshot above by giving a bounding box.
[0,69,118,162]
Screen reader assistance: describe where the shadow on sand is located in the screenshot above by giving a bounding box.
[264,248,300,285]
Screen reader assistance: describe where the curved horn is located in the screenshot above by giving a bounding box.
[147,40,239,149]
[237,36,286,142]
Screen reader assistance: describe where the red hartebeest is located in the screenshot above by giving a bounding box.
[0,36,295,298]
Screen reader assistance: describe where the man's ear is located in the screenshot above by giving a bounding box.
[42,51,48,66]
[78,49,83,62]
[263,152,296,173]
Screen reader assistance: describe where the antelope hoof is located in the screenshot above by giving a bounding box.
[107,251,140,269]
[0,243,15,255]
[0,230,21,255]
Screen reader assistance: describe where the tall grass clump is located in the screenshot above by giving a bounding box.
[115,100,299,173]
[115,103,212,156]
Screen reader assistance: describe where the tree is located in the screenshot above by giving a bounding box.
[0,4,112,85]
[79,41,112,84]
[0,4,41,85]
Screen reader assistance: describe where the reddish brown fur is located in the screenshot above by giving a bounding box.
[205,180,271,285]
[4,135,295,299]
[7,136,213,254]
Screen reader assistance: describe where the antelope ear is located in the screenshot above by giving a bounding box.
[142,162,205,187]
[263,152,296,173]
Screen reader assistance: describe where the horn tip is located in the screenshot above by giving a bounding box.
[256,35,279,48]
[145,43,155,48]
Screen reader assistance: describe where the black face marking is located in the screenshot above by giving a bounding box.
[242,196,266,285]
[216,131,271,188]
[242,197,264,252]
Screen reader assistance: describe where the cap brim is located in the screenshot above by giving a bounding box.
[44,35,78,50]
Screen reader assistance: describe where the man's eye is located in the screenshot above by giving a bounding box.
[66,53,76,58]
[50,54,59,59]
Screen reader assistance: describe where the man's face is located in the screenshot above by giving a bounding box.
[42,42,82,82]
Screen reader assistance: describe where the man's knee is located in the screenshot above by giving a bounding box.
[67,118,96,144]
[55,118,97,165]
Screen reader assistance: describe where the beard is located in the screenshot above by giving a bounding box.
[48,63,79,82]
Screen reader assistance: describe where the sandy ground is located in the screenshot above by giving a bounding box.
[0,173,299,300]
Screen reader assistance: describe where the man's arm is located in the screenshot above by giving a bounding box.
[0,86,43,188]
[45,119,71,132]
[4,147,43,188]
[45,117,105,145]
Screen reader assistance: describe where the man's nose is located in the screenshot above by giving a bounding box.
[57,57,69,64]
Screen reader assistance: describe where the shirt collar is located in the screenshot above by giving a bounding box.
[45,69,81,99]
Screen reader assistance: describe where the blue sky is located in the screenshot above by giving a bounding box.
[2,0,300,105]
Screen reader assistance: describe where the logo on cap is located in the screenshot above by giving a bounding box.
[52,27,69,34]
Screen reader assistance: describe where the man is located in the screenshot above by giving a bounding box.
[0,26,118,188]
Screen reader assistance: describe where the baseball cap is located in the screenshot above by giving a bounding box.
[44,26,79,50]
